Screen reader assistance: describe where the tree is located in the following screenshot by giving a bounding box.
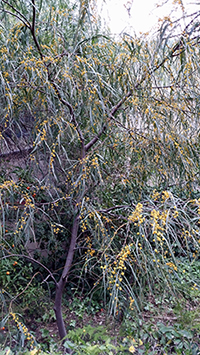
[0,0,200,351]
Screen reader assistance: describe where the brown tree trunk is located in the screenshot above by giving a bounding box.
[54,214,79,353]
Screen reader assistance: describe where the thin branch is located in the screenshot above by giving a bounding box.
[98,205,131,213]
[49,81,86,156]
[30,0,43,59]
[152,16,200,74]
[1,0,31,28]
[108,111,161,146]
[1,9,31,28]
[85,90,132,152]
[1,253,57,285]
[31,0,36,34]
[9,272,40,306]
[0,147,33,160]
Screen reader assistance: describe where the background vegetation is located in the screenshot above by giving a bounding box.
[0,0,200,353]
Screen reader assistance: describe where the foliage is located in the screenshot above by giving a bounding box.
[0,0,200,352]
[65,296,102,322]
[121,300,200,355]
[64,324,130,354]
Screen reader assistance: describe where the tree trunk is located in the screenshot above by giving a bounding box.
[54,214,79,352]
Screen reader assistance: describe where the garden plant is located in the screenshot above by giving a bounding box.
[0,0,200,353]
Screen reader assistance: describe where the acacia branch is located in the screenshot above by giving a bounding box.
[152,15,200,74]
[1,9,31,27]
[49,81,85,156]
[30,0,43,59]
[27,0,85,154]
[1,0,31,28]
[85,21,196,154]
[31,0,36,34]
[85,90,132,152]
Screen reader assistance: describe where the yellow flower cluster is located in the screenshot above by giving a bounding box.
[129,296,134,310]
[15,216,27,233]
[80,212,87,232]
[23,194,35,209]
[166,261,177,272]
[85,235,95,257]
[128,203,144,225]
[108,244,133,292]
[173,209,179,218]
[152,189,160,201]
[162,190,171,202]
[52,224,63,234]
[151,209,167,239]
[0,180,17,190]
[49,143,57,169]
[152,190,172,202]
[91,156,99,168]
[10,313,35,348]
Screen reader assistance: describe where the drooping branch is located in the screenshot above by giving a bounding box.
[85,90,132,152]
[48,81,85,156]
[1,8,31,27]
[30,0,43,60]
[1,0,31,28]
[84,18,200,154]
[28,0,85,156]
[152,14,200,73]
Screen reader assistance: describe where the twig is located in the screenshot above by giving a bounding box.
[85,91,132,152]
[1,253,57,285]
[98,205,130,213]
[1,0,31,28]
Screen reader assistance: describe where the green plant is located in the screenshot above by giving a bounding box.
[64,325,129,354]
[0,347,63,355]
[0,0,200,351]
[156,322,199,354]
[121,308,200,355]
[65,296,102,320]
[42,309,56,324]
[0,312,37,353]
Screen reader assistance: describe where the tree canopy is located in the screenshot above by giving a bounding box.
[0,0,200,353]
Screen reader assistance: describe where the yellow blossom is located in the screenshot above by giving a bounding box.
[129,345,136,353]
